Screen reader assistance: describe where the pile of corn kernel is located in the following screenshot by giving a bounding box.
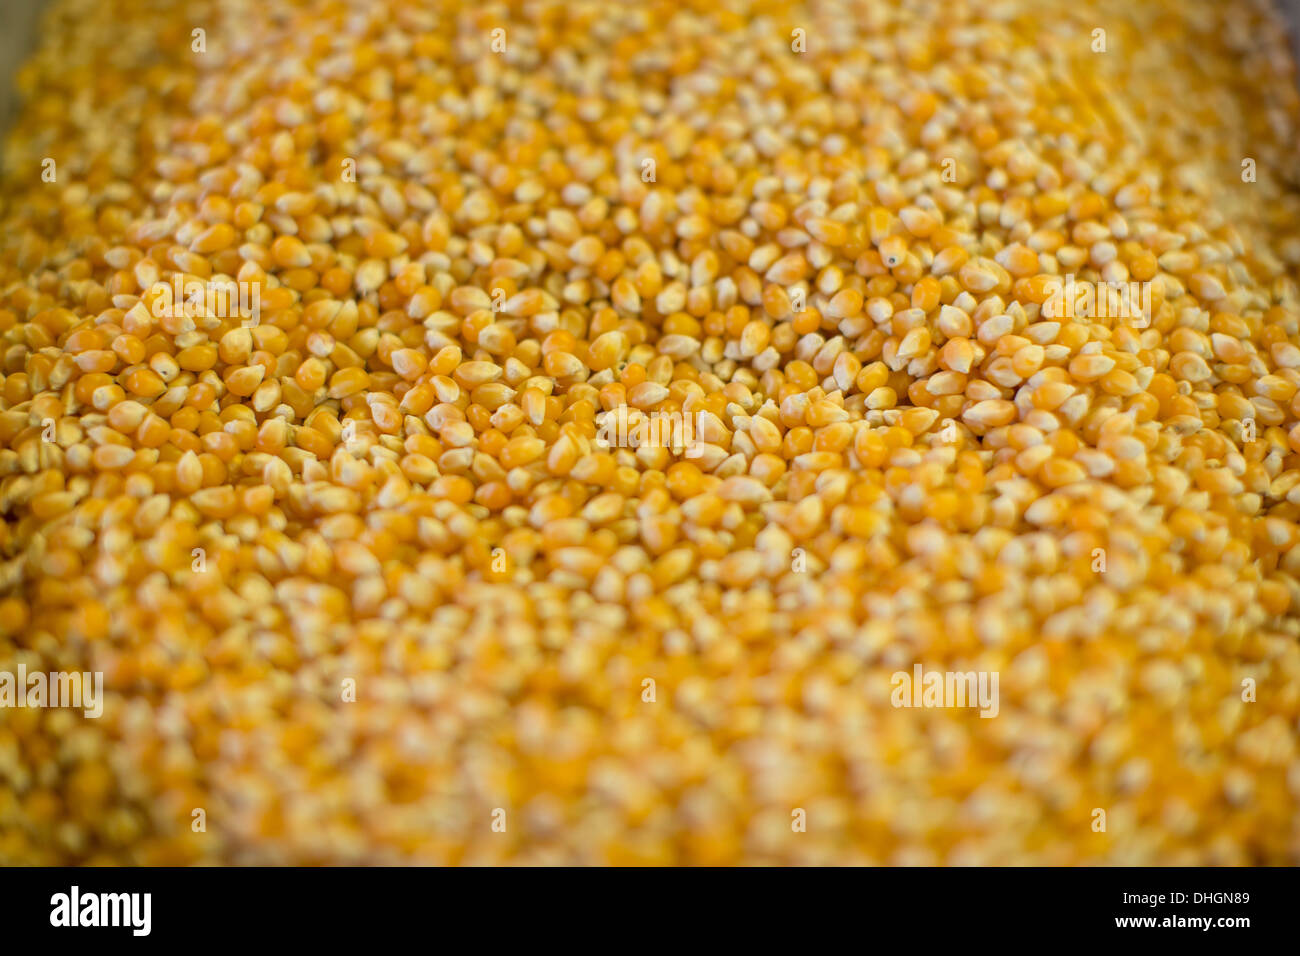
[2,0,1300,865]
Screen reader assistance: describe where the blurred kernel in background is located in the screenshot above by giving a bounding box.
[2,0,44,132]
[2,0,45,133]
[4,1,1300,133]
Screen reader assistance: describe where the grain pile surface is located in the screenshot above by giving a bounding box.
[2,0,1300,865]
